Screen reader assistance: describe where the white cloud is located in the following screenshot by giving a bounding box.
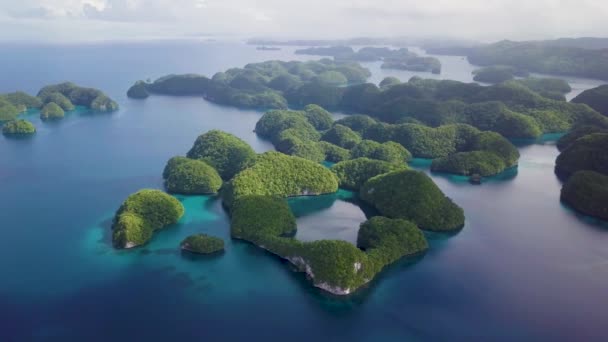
[0,0,607,42]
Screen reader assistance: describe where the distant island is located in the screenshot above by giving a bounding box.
[127,60,371,109]
[295,46,441,74]
[256,46,281,51]
[425,39,608,81]
[2,119,35,136]
[571,85,608,116]
[0,82,118,132]
[111,128,464,295]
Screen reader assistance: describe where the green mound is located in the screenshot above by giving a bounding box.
[255,110,320,144]
[0,98,20,122]
[301,104,333,130]
[358,217,428,267]
[1,91,43,111]
[318,141,351,162]
[556,125,608,151]
[40,102,65,120]
[555,133,608,180]
[186,130,257,180]
[351,140,411,164]
[222,152,338,205]
[2,120,36,136]
[360,170,465,231]
[561,171,608,221]
[162,156,222,195]
[571,84,608,116]
[181,234,225,254]
[321,124,361,149]
[40,92,75,111]
[331,158,407,190]
[38,82,118,112]
[127,81,150,99]
[111,189,184,248]
[473,66,520,84]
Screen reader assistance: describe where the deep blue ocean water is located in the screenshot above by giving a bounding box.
[0,40,607,341]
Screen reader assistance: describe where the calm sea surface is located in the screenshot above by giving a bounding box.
[0,40,606,341]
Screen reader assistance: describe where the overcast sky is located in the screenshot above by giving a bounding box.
[1,0,607,42]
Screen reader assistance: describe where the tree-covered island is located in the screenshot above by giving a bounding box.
[111,127,464,295]
[2,119,36,136]
[0,82,118,123]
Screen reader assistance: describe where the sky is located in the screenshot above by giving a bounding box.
[1,0,608,42]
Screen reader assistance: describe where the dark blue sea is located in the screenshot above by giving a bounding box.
[0,40,607,341]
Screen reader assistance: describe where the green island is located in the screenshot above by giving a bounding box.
[554,133,608,180]
[472,66,528,84]
[561,171,608,221]
[162,157,223,195]
[230,195,428,295]
[108,128,463,295]
[180,234,225,254]
[555,130,608,221]
[2,119,36,136]
[295,46,442,74]
[571,85,608,116]
[432,39,608,80]
[0,82,118,123]
[130,61,607,141]
[255,106,519,178]
[360,170,465,231]
[111,189,185,248]
[126,60,370,110]
[186,130,257,180]
[331,158,407,190]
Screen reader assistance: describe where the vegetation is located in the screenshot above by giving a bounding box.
[561,171,608,221]
[379,77,401,89]
[1,91,43,111]
[358,217,428,267]
[0,98,21,122]
[38,82,118,112]
[181,234,225,254]
[511,78,571,95]
[350,140,411,164]
[321,124,361,149]
[360,170,465,231]
[128,60,371,110]
[301,104,333,130]
[557,126,608,151]
[2,120,36,136]
[472,66,528,84]
[222,152,338,206]
[318,141,351,162]
[331,158,407,190]
[127,81,150,99]
[186,130,257,180]
[40,102,65,120]
[229,195,428,295]
[162,156,222,194]
[555,133,608,180]
[111,189,184,248]
[466,40,608,80]
[571,85,608,116]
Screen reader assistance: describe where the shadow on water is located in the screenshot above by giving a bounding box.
[559,201,608,231]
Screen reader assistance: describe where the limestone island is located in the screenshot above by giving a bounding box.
[110,128,464,295]
[571,84,608,116]
[254,106,519,178]
[163,156,222,195]
[112,189,184,249]
[0,82,118,122]
[181,234,225,254]
[2,119,36,136]
[555,130,608,221]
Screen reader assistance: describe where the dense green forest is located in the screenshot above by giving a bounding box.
[180,234,225,254]
[571,85,608,116]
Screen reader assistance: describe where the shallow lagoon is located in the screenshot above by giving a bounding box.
[1,41,607,340]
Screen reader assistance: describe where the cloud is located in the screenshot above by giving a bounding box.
[0,0,608,42]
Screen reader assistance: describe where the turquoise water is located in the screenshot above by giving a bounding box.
[1,41,608,341]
